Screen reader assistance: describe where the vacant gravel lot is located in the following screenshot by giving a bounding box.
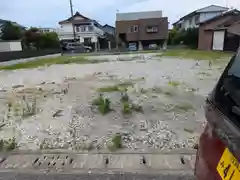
[0,53,229,152]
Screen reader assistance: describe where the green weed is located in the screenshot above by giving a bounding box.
[0,137,17,151]
[173,103,194,112]
[92,94,111,115]
[122,101,132,114]
[98,82,133,93]
[168,80,180,87]
[107,133,122,151]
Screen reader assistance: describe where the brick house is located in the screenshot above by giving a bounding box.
[198,9,240,52]
[115,11,168,50]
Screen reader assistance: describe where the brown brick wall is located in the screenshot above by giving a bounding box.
[198,14,239,50]
[116,17,168,42]
[198,27,213,50]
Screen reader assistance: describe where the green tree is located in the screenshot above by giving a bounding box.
[167,28,178,45]
[183,28,199,49]
[37,32,60,49]
[23,28,59,49]
[1,21,23,40]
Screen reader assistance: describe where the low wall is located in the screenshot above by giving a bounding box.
[0,49,61,62]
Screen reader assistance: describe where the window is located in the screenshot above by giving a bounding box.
[195,15,200,24]
[146,26,158,33]
[88,26,93,31]
[84,37,91,44]
[130,25,138,33]
[213,53,240,126]
[81,26,87,32]
[76,26,80,32]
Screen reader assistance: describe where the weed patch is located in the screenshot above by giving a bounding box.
[159,49,233,60]
[107,133,122,151]
[92,94,111,115]
[168,80,181,87]
[120,92,143,114]
[97,82,134,93]
[0,137,17,151]
[173,103,194,112]
[122,101,132,114]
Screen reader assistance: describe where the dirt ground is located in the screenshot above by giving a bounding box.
[0,53,229,152]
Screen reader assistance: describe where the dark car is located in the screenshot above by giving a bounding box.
[195,49,240,180]
[65,43,92,52]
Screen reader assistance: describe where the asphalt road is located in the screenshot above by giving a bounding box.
[0,172,196,180]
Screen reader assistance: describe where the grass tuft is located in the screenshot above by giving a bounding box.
[173,103,194,112]
[98,85,119,93]
[92,94,111,115]
[168,80,181,87]
[0,137,17,151]
[159,49,233,60]
[122,101,132,114]
[97,82,134,93]
[0,56,109,71]
[107,133,122,151]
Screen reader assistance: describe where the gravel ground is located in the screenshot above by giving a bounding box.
[0,53,228,152]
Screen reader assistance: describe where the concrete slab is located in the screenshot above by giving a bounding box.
[0,153,196,173]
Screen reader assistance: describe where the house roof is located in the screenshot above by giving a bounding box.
[173,5,228,25]
[198,9,240,25]
[0,19,25,29]
[103,24,115,29]
[59,12,92,24]
[227,21,240,36]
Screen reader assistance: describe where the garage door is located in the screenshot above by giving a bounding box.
[212,31,225,51]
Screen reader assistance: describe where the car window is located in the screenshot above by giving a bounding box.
[214,51,240,126]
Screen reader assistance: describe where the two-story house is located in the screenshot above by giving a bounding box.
[38,28,57,33]
[57,12,105,49]
[173,5,229,30]
[115,10,168,50]
[102,24,115,36]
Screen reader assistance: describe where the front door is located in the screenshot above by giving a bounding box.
[212,30,225,51]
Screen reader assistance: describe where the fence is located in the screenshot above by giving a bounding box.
[0,49,61,62]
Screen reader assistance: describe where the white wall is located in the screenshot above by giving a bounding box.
[180,11,223,29]
[58,22,104,41]
[0,41,22,52]
[199,12,222,23]
[94,26,104,36]
[59,23,74,33]
[0,42,10,52]
[9,41,22,51]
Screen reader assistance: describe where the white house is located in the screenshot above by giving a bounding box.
[38,28,56,33]
[57,12,105,47]
[173,5,229,30]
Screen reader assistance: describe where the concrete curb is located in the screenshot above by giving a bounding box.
[0,54,61,66]
[0,152,196,174]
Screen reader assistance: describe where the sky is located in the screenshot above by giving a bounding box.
[1,0,240,28]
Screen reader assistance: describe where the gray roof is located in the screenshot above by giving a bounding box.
[173,5,228,25]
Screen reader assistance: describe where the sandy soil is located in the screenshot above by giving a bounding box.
[0,54,228,152]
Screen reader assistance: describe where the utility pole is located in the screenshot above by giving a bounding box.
[69,0,76,41]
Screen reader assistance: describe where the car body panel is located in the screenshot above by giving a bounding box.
[195,52,240,180]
